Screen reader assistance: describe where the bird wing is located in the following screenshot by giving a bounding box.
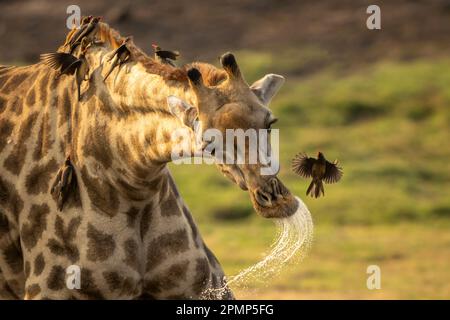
[292,153,315,178]
[40,53,78,72]
[115,43,131,59]
[111,37,131,56]
[60,59,82,75]
[156,50,180,60]
[323,160,343,184]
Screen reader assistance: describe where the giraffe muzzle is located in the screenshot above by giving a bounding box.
[251,178,297,218]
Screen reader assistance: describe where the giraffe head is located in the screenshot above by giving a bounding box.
[167,53,298,218]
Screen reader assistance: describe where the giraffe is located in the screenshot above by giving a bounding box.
[0,22,298,299]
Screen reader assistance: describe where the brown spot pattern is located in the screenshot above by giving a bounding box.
[0,95,6,113]
[33,112,54,160]
[124,206,139,228]
[0,210,9,238]
[123,238,139,271]
[160,192,182,217]
[79,268,104,299]
[82,122,113,169]
[4,112,38,175]
[144,260,189,294]
[26,284,41,299]
[33,253,45,276]
[86,223,116,262]
[80,166,119,217]
[193,257,211,295]
[58,88,71,128]
[2,72,30,94]
[25,87,36,107]
[0,118,13,153]
[21,203,50,250]
[37,72,49,106]
[3,242,23,274]
[47,216,81,263]
[8,96,23,115]
[47,265,65,290]
[0,176,24,219]
[103,271,138,296]
[25,158,58,195]
[146,229,189,271]
[140,202,153,241]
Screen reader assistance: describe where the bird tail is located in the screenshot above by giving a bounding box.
[316,180,324,198]
[307,180,324,198]
[314,180,323,198]
[103,65,114,82]
[306,180,315,197]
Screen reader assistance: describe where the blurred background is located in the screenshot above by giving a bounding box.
[1,0,449,299]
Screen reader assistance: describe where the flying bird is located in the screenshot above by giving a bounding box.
[152,44,179,67]
[103,37,131,81]
[40,38,90,100]
[51,156,77,211]
[292,151,343,198]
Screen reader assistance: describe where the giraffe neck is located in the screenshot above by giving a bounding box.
[72,46,197,202]
[0,42,232,300]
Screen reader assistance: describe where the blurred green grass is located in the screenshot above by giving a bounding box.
[170,55,450,299]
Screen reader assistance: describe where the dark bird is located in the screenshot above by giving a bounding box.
[51,156,78,211]
[68,16,101,54]
[103,37,131,81]
[40,38,90,100]
[152,44,179,67]
[292,151,343,198]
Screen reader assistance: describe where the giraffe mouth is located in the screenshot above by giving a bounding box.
[218,164,297,218]
[250,178,298,219]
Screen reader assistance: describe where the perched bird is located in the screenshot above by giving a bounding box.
[64,15,93,47]
[51,156,77,211]
[152,44,179,67]
[40,38,90,100]
[80,15,94,25]
[103,37,131,81]
[68,16,101,54]
[292,151,343,198]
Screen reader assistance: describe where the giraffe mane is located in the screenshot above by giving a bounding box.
[61,21,227,85]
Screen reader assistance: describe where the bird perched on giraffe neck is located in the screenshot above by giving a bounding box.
[103,36,132,82]
[292,151,343,198]
[68,16,101,54]
[50,156,78,211]
[152,43,180,67]
[40,38,91,100]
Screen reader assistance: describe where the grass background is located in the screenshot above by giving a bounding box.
[170,56,450,299]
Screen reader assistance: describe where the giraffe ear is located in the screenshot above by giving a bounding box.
[167,96,198,129]
[250,74,285,106]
